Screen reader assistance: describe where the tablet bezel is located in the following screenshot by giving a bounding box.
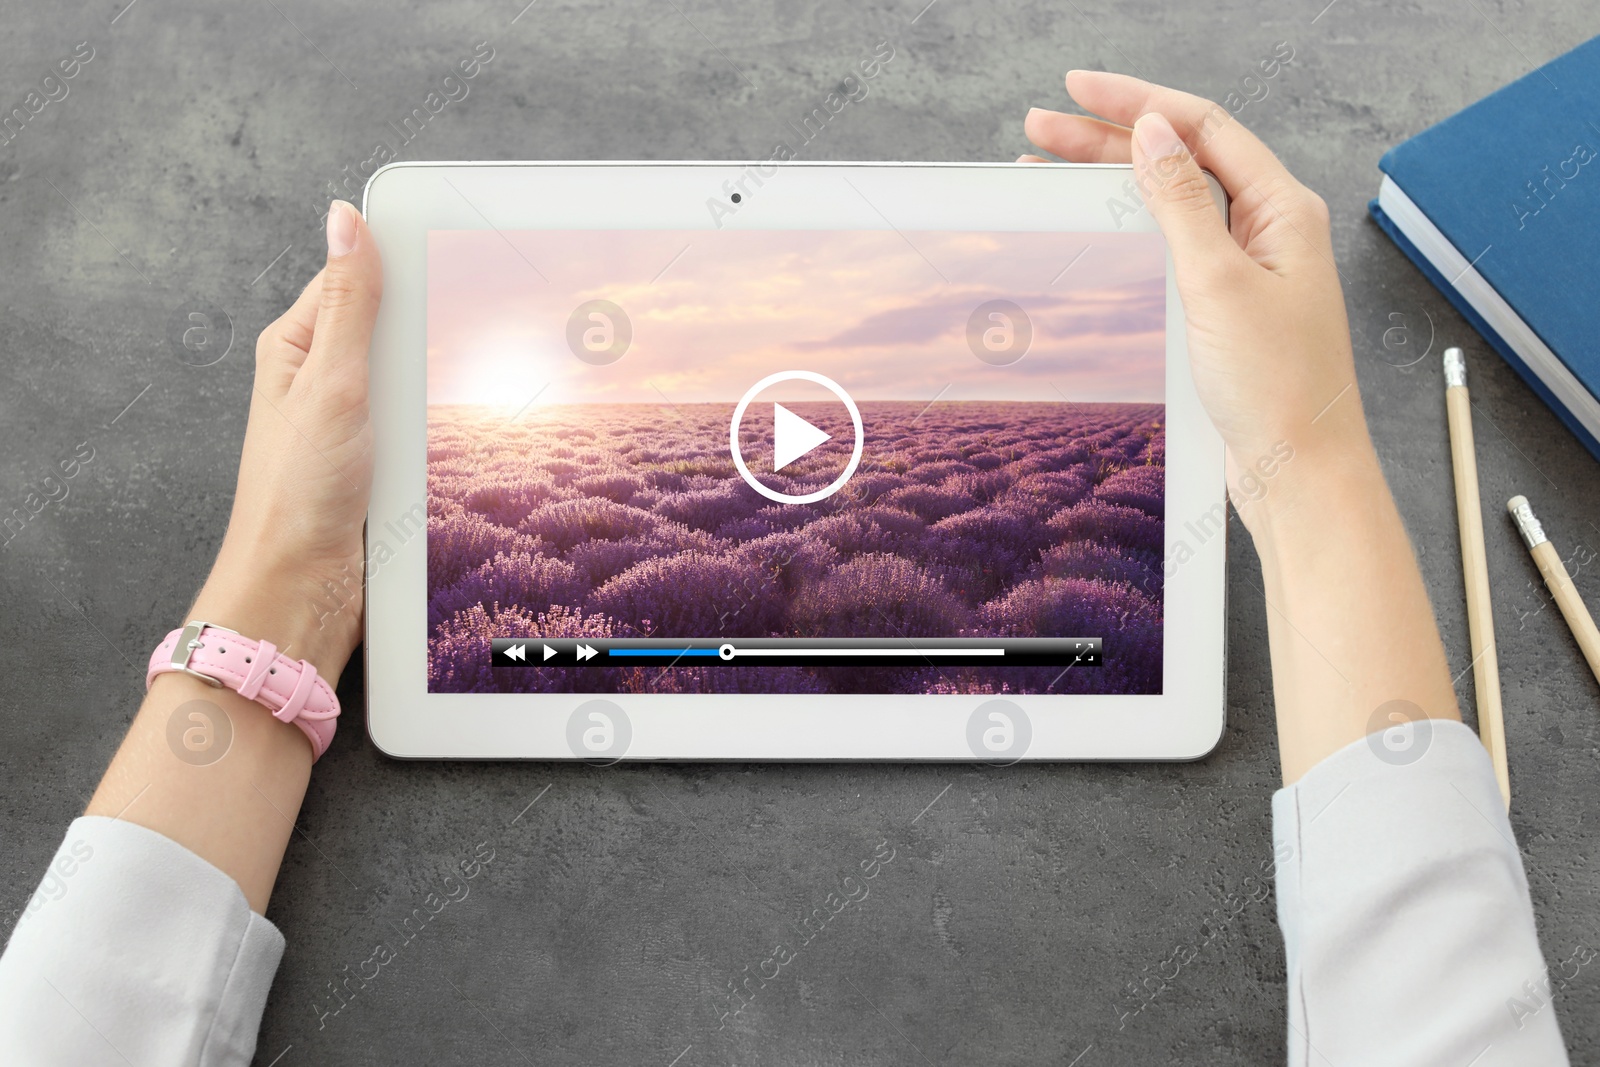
[362,161,1228,761]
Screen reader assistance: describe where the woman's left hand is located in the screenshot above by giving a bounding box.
[188,200,383,681]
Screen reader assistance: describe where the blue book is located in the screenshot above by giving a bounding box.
[1369,34,1600,462]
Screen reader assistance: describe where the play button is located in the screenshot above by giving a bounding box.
[772,403,833,471]
[730,370,864,505]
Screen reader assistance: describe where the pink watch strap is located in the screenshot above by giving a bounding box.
[146,621,339,761]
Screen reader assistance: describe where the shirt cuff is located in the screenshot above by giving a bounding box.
[1272,719,1570,1067]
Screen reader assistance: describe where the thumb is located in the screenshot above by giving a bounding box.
[303,200,384,390]
[1129,113,1242,281]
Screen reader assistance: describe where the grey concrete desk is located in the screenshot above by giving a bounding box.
[2,2,1597,1063]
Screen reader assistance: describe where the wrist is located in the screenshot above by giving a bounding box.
[188,555,356,683]
[1236,428,1388,557]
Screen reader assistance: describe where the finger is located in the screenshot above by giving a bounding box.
[300,200,384,404]
[1129,112,1249,285]
[266,272,325,359]
[1016,153,1053,163]
[1065,70,1292,198]
[1023,108,1132,164]
[252,272,324,398]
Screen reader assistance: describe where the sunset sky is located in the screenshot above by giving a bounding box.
[426,229,1167,407]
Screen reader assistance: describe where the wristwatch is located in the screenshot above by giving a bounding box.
[146,621,339,760]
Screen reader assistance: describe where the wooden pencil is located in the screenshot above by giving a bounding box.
[1508,494,1600,688]
[1444,347,1510,809]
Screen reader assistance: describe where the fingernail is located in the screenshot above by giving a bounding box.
[326,200,357,258]
[1134,113,1185,160]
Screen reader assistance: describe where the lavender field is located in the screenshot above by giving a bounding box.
[427,401,1165,695]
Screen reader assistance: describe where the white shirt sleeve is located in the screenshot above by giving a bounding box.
[1274,719,1572,1066]
[0,815,284,1067]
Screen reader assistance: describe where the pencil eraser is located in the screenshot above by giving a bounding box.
[1507,494,1529,515]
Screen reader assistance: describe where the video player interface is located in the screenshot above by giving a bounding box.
[426,227,1166,695]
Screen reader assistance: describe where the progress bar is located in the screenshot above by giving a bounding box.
[491,637,1101,669]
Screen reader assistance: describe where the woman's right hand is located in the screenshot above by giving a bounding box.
[1025,74,1467,786]
[1022,71,1375,530]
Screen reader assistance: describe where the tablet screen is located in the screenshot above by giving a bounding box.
[425,228,1166,697]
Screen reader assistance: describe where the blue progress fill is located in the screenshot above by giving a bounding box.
[607,648,720,656]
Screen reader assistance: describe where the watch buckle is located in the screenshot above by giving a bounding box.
[171,619,239,688]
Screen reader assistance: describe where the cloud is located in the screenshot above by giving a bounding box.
[792,280,1164,350]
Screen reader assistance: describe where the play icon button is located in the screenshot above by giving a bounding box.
[772,403,833,471]
[730,370,864,505]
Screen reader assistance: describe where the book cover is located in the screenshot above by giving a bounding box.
[1369,35,1600,458]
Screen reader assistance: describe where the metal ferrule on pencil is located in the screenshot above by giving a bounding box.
[1443,347,1467,388]
[1506,494,1548,550]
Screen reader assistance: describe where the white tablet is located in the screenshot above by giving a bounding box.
[361,161,1228,761]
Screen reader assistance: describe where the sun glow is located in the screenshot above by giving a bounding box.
[448,339,554,408]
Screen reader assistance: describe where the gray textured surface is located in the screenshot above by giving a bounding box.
[2,1,1598,1064]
